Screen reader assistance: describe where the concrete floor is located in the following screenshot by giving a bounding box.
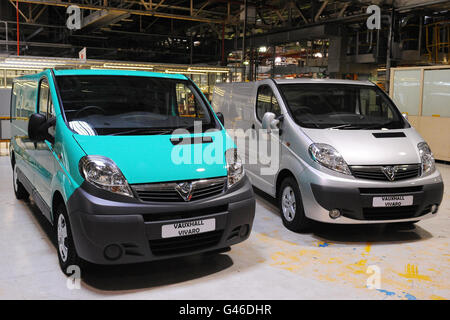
[0,156,448,300]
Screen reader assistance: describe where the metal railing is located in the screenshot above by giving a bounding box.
[425,20,450,63]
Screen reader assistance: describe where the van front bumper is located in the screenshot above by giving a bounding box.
[66,176,255,265]
[298,166,444,224]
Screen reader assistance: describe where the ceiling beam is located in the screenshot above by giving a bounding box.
[314,0,329,22]
[8,0,30,22]
[25,27,43,41]
[153,0,166,12]
[291,2,309,24]
[11,0,227,24]
[125,0,226,16]
[194,1,213,17]
[338,2,350,18]
[30,5,48,23]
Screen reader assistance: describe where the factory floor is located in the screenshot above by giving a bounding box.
[0,156,448,300]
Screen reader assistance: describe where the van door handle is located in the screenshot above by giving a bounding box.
[251,124,255,130]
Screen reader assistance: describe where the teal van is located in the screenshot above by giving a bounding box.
[10,69,255,275]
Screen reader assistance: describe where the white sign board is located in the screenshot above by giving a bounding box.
[79,47,87,61]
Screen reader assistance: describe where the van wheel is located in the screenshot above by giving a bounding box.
[279,177,310,233]
[13,163,29,201]
[55,204,83,276]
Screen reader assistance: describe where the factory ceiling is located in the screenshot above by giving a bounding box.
[0,0,449,64]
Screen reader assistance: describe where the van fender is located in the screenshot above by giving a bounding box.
[50,166,79,223]
[275,146,307,197]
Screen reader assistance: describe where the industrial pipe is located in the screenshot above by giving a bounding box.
[16,0,20,55]
[242,0,247,81]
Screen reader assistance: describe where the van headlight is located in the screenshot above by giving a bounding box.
[79,155,133,197]
[418,142,435,176]
[309,143,351,175]
[225,149,244,187]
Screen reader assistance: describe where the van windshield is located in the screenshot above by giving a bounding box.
[279,83,408,130]
[56,75,218,135]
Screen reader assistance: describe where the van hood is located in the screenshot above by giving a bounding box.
[73,131,231,184]
[302,128,422,165]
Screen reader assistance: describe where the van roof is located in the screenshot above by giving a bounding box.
[15,68,188,81]
[273,78,375,86]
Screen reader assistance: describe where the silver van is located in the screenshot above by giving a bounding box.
[212,79,444,232]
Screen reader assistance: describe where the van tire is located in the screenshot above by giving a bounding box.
[279,177,311,233]
[13,163,29,201]
[55,204,84,276]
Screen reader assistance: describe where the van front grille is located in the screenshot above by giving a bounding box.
[149,230,223,255]
[142,205,228,222]
[131,177,227,202]
[350,164,421,182]
[362,205,420,220]
[359,186,423,194]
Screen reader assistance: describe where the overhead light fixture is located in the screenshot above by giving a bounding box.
[0,63,43,71]
[102,64,154,70]
[164,69,206,75]
[4,58,66,68]
[187,67,229,73]
[103,62,154,68]
[258,46,267,53]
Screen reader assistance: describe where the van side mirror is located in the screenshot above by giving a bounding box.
[402,112,408,121]
[28,113,55,142]
[216,112,225,126]
[261,112,280,133]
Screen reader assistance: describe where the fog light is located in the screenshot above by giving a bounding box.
[239,224,250,238]
[329,209,341,219]
[104,244,123,260]
[431,204,438,214]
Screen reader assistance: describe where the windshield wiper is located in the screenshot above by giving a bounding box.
[108,128,174,136]
[326,124,358,130]
[362,121,395,130]
[176,123,216,132]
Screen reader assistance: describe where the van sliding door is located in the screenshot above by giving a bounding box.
[33,78,56,217]
[251,84,281,194]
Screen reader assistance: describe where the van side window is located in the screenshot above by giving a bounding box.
[175,83,205,118]
[48,96,54,117]
[38,79,56,138]
[13,82,26,118]
[16,82,24,118]
[256,85,281,121]
[272,93,281,116]
[11,82,17,118]
[15,83,22,117]
[360,88,394,120]
[38,80,50,116]
[21,81,37,119]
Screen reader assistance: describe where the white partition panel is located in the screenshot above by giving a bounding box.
[422,69,450,117]
[390,66,450,161]
[392,69,421,115]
